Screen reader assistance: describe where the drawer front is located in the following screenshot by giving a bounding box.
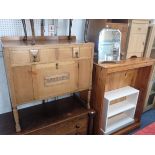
[80,47,92,58]
[130,23,148,34]
[10,50,31,65]
[58,46,92,60]
[39,48,56,63]
[58,47,73,60]
[32,61,78,100]
[10,48,56,65]
[126,52,143,59]
[10,46,93,65]
[26,115,88,135]
[132,20,149,24]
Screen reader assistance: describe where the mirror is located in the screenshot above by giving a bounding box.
[98,27,121,62]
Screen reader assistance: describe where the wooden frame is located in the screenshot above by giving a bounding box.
[143,24,155,111]
[91,58,155,134]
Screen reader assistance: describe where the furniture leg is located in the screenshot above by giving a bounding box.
[12,106,21,132]
[87,89,91,109]
[88,111,95,135]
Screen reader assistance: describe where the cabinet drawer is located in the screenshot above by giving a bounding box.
[58,47,92,60]
[58,47,73,60]
[39,48,56,63]
[26,115,88,135]
[10,50,31,65]
[80,47,92,58]
[126,52,143,59]
[130,23,148,34]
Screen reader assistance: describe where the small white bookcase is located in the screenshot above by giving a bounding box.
[102,86,139,135]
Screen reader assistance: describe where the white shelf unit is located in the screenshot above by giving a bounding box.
[102,86,139,135]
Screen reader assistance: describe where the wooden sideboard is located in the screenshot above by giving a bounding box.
[1,36,94,132]
[91,58,155,134]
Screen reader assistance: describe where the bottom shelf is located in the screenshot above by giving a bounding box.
[104,113,134,135]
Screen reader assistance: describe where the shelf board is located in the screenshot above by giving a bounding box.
[108,101,136,118]
[105,113,134,134]
[104,86,139,101]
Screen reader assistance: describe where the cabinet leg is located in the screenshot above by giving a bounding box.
[88,111,95,135]
[87,89,91,109]
[13,107,21,132]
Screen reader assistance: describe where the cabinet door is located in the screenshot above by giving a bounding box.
[12,66,34,104]
[79,59,92,89]
[127,34,147,53]
[32,61,78,99]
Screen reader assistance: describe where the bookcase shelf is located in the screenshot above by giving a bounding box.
[105,113,134,134]
[103,86,139,134]
[108,101,135,118]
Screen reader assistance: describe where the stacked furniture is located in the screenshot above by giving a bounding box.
[91,58,155,134]
[2,36,94,134]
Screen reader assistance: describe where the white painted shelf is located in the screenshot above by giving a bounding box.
[104,86,139,101]
[105,113,134,135]
[108,101,136,118]
[102,86,139,134]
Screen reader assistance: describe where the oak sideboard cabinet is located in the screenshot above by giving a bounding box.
[1,36,94,133]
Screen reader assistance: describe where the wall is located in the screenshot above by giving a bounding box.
[0,19,85,114]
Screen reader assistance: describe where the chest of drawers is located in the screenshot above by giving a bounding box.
[2,36,94,132]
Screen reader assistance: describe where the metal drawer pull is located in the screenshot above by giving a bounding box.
[30,49,40,62]
[73,48,80,58]
[75,51,79,58]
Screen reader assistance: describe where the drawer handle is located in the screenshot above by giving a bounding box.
[75,124,80,129]
[73,48,80,58]
[75,52,79,58]
[30,49,40,62]
[56,63,59,69]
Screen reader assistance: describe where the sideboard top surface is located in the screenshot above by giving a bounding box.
[1,36,93,48]
[94,58,155,73]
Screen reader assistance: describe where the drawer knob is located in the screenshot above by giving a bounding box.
[56,63,59,69]
[75,124,80,129]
